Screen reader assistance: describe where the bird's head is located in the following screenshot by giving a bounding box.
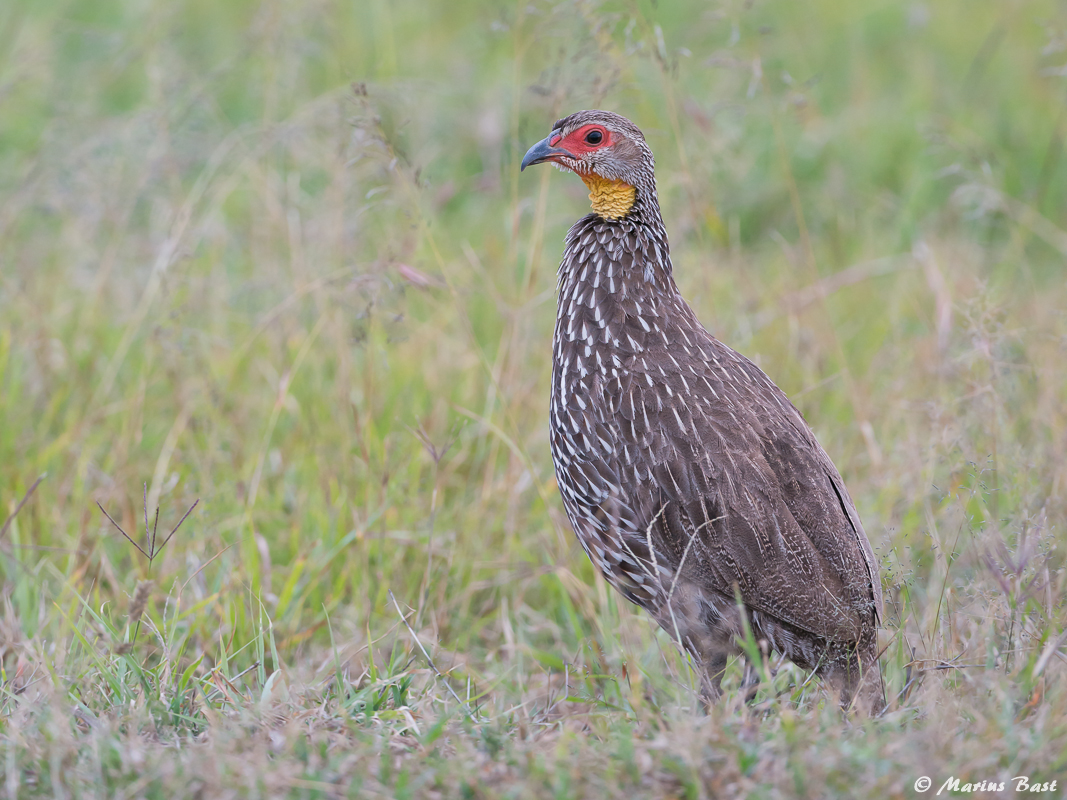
[521,110,654,220]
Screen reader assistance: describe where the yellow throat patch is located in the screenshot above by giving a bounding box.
[581,173,636,220]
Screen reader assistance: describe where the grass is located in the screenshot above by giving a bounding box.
[1,0,1066,796]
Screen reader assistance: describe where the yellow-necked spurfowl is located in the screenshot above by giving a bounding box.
[521,110,883,712]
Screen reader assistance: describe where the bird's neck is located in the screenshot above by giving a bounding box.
[580,174,636,220]
[556,198,680,333]
[565,174,673,267]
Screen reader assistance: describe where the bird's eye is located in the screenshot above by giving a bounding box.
[585,129,603,145]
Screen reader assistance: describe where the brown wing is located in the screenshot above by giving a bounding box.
[605,317,881,645]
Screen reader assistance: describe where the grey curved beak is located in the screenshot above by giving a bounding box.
[520,136,570,171]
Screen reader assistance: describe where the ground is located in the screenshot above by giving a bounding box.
[1,0,1066,797]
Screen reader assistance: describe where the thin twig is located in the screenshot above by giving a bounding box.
[388,590,472,717]
[177,543,236,607]
[667,513,724,605]
[97,493,198,567]
[1033,628,1067,679]
[895,674,921,708]
[143,483,149,550]
[96,502,150,558]
[0,475,46,541]
[903,658,986,670]
[156,499,199,554]
[205,662,261,702]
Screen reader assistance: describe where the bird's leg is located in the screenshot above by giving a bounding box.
[848,655,887,716]
[698,653,729,708]
[740,657,761,703]
[821,644,885,716]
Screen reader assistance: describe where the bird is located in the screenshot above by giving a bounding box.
[521,110,884,713]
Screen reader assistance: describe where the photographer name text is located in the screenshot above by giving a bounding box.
[913,776,1058,794]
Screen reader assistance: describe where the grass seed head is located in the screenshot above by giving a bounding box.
[129,580,154,628]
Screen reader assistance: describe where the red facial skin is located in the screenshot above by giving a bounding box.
[549,124,613,158]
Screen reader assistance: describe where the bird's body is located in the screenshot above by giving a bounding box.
[523,111,883,711]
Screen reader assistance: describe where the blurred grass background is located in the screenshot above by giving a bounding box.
[1,0,1066,796]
